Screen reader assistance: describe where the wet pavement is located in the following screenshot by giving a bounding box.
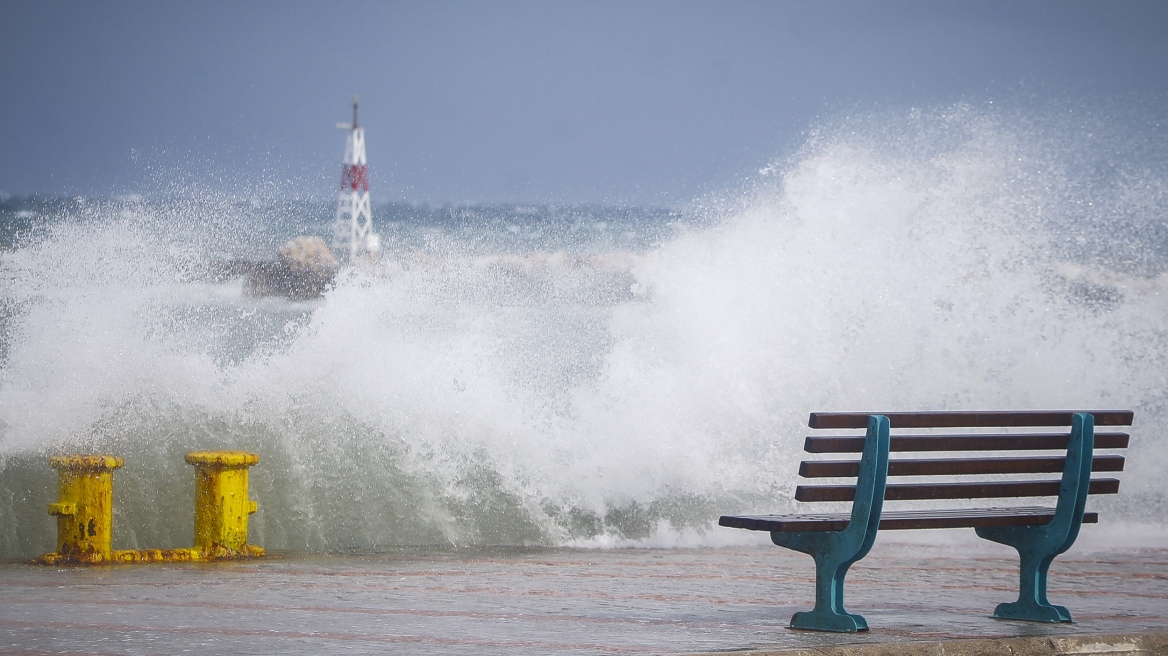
[1,535,1165,655]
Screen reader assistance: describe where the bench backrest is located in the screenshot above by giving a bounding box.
[797,411,1131,506]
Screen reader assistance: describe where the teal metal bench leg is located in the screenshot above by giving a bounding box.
[989,549,1069,622]
[772,415,890,632]
[975,412,1094,623]
[783,538,874,631]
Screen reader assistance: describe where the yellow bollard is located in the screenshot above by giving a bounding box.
[184,450,264,559]
[38,455,124,565]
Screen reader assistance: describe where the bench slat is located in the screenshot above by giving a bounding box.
[799,454,1126,478]
[804,432,1130,453]
[795,478,1121,502]
[808,410,1134,429]
[719,507,1100,533]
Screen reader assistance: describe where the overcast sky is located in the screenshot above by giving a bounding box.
[2,1,1167,205]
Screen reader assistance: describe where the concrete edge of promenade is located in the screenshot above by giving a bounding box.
[676,632,1168,656]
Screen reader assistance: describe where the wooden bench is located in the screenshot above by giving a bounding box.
[719,410,1132,632]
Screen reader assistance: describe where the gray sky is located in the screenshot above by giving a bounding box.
[2,1,1167,205]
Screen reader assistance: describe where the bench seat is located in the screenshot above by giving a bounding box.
[721,507,1099,532]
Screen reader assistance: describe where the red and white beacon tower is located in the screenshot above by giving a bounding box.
[334,96,380,262]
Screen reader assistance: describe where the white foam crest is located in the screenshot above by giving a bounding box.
[0,216,225,452]
[547,107,1168,522]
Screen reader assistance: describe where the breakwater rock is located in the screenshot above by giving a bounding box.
[210,237,339,300]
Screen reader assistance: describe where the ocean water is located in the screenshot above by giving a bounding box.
[1,105,1166,560]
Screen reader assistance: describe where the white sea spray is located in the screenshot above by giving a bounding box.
[0,106,1165,557]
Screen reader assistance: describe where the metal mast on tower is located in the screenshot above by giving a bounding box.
[334,96,379,262]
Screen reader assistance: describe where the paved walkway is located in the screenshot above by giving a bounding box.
[1,538,1165,655]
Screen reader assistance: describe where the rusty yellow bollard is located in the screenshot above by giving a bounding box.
[38,455,124,565]
[184,450,264,559]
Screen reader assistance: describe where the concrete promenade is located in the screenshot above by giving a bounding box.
[1,537,1165,655]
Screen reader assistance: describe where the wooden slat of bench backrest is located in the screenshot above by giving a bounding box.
[795,410,1130,505]
[796,478,1121,502]
[804,432,1130,453]
[800,454,1126,478]
[808,410,1134,429]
